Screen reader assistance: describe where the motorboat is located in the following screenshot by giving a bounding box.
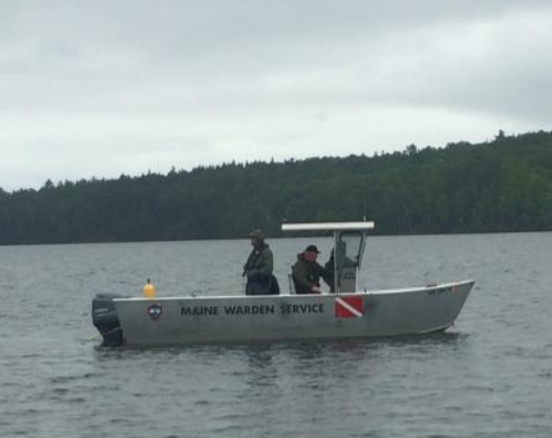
[92,222,474,346]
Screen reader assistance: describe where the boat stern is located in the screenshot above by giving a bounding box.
[92,294,126,346]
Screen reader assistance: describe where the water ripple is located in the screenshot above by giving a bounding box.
[1,234,552,437]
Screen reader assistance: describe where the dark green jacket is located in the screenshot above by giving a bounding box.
[243,242,274,295]
[291,253,331,294]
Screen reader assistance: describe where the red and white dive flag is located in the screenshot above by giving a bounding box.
[334,296,363,318]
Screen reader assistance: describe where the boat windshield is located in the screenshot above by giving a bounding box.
[336,231,363,268]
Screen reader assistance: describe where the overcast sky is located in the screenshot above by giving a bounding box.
[1,0,551,191]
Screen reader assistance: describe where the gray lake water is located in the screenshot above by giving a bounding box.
[1,233,551,437]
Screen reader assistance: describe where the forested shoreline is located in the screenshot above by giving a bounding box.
[1,130,551,245]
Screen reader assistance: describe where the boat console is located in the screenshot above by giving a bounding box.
[282,221,374,293]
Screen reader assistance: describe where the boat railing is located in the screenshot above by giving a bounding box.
[287,274,297,295]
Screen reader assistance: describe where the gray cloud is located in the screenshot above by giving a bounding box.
[1,0,551,190]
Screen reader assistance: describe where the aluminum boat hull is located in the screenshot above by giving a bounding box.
[92,280,474,346]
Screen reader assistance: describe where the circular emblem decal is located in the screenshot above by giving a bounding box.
[147,303,163,320]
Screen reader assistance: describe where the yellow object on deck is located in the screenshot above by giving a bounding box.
[142,278,156,298]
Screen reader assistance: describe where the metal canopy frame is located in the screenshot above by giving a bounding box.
[282,221,375,293]
[281,221,375,232]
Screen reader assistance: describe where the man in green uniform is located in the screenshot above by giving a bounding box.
[291,245,332,294]
[243,229,276,295]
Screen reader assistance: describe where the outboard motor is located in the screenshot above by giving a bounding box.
[92,294,126,346]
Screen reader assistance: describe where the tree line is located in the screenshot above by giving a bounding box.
[1,130,551,245]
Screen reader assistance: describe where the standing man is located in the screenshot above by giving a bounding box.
[243,229,274,295]
[291,245,332,294]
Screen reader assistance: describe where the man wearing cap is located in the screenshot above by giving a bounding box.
[291,245,332,294]
[243,229,275,295]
